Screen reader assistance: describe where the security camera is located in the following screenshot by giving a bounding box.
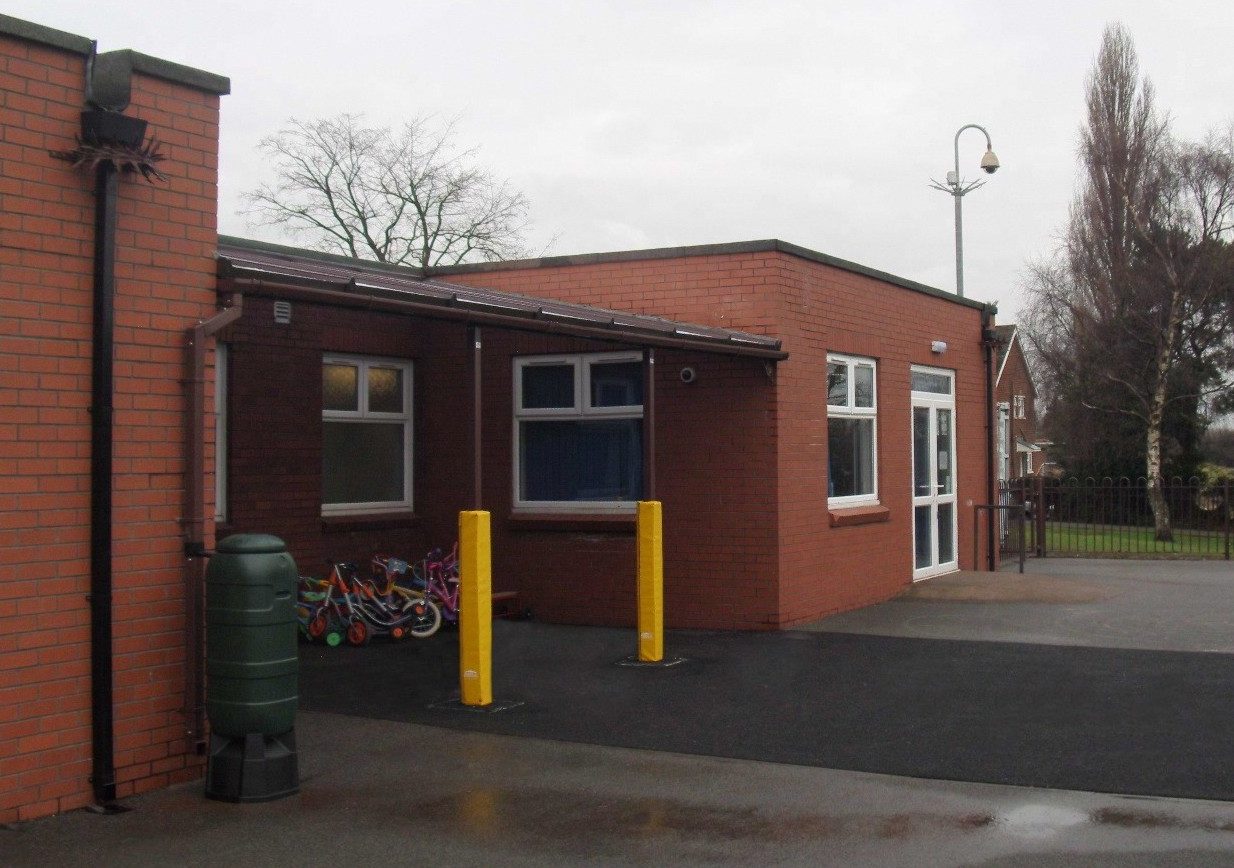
[679,366,696,384]
[980,148,1000,175]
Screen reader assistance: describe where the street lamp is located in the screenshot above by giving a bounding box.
[929,124,999,298]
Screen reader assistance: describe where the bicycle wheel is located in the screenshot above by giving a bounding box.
[307,611,328,640]
[407,597,442,639]
[346,618,371,647]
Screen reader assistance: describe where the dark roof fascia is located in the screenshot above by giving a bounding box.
[216,238,787,361]
[0,15,229,94]
[427,238,994,313]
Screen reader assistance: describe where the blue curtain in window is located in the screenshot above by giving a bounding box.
[521,419,642,502]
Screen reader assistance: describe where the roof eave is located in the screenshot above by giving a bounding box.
[217,256,787,361]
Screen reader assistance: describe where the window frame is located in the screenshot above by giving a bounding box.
[321,353,414,517]
[1013,394,1026,420]
[826,353,879,508]
[512,351,644,513]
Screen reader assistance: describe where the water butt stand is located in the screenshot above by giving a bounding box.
[204,534,300,802]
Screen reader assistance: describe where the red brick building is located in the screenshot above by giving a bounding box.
[0,16,228,822]
[992,324,1047,480]
[1,11,999,823]
[217,237,997,629]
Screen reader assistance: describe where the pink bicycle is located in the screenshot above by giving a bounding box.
[413,544,460,625]
[375,544,525,626]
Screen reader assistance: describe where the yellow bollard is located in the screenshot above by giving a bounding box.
[458,510,493,706]
[636,500,664,662]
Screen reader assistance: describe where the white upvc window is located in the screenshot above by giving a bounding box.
[827,354,878,506]
[1013,394,1026,420]
[513,352,643,512]
[321,355,414,516]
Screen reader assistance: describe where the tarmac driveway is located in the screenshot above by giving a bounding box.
[299,559,1234,802]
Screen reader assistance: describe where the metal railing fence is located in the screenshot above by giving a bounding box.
[998,476,1232,560]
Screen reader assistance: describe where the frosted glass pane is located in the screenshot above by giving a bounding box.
[323,364,358,411]
[368,367,403,413]
[323,422,405,505]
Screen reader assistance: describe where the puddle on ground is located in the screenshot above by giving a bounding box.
[997,804,1090,837]
[1091,807,1234,833]
[408,786,994,854]
[993,803,1234,838]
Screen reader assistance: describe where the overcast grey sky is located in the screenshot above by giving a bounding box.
[14,2,1234,320]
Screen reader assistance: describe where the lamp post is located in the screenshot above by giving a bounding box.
[929,124,999,298]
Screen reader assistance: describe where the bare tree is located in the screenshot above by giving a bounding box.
[243,114,530,267]
[1024,25,1234,540]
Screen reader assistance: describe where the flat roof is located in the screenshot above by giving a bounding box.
[429,238,994,313]
[217,236,786,360]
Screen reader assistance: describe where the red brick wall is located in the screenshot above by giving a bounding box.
[221,298,779,630]
[769,256,990,624]
[0,33,222,821]
[443,249,994,625]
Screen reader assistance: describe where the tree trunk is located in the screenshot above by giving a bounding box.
[1144,285,1185,543]
[1145,421,1173,542]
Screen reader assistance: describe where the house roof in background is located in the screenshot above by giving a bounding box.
[992,324,1019,386]
[216,236,787,360]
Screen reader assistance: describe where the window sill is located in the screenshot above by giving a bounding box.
[322,513,418,532]
[507,512,637,533]
[828,504,891,528]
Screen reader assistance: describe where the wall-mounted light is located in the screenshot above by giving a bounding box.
[931,340,948,354]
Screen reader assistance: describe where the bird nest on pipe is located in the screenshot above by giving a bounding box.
[51,136,167,183]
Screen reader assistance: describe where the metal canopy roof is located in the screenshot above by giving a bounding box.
[216,238,786,360]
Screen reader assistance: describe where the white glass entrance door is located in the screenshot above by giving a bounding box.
[911,367,958,579]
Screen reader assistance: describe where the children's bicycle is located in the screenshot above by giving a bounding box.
[370,555,446,638]
[410,545,460,625]
[297,561,441,646]
[380,543,525,623]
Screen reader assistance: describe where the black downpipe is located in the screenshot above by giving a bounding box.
[982,307,997,571]
[90,161,119,806]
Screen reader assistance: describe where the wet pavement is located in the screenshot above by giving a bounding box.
[5,712,1234,866]
[9,558,1234,864]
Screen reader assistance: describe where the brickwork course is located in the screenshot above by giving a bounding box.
[0,16,228,823]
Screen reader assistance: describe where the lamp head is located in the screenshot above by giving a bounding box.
[980,148,1000,175]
